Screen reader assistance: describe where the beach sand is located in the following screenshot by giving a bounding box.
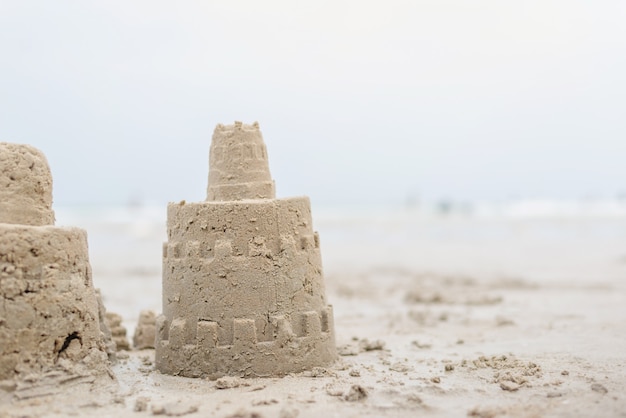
[2,207,625,417]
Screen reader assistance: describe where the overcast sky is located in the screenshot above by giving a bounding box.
[1,1,625,207]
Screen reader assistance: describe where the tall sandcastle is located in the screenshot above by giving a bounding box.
[0,143,110,381]
[156,122,336,378]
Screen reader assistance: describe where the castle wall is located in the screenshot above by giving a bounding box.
[162,197,326,344]
[155,306,335,379]
[0,225,108,379]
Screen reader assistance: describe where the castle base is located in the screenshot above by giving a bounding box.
[155,307,336,379]
[0,224,110,380]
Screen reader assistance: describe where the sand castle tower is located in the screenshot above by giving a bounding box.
[0,143,110,380]
[156,122,336,378]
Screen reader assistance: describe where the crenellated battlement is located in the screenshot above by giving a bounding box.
[155,307,335,378]
[158,307,333,349]
[214,121,260,134]
[163,231,320,262]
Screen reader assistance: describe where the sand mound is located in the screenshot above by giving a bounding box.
[0,142,112,388]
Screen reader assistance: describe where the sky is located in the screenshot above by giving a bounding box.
[1,1,625,208]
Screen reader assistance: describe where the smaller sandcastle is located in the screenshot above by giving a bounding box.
[0,143,111,382]
[156,122,336,378]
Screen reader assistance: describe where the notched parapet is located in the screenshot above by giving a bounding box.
[155,307,335,378]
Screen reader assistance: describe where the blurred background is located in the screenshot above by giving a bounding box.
[1,1,625,210]
[1,1,625,327]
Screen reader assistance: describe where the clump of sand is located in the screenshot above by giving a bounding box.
[133,310,157,350]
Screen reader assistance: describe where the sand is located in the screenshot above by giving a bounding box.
[2,140,626,416]
[0,143,54,227]
[2,212,626,417]
[0,143,111,388]
[156,122,336,378]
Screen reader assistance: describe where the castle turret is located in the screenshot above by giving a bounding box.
[207,121,275,201]
[156,122,336,379]
[0,143,54,226]
[0,143,111,381]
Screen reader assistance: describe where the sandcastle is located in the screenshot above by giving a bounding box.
[0,143,110,381]
[155,122,336,378]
